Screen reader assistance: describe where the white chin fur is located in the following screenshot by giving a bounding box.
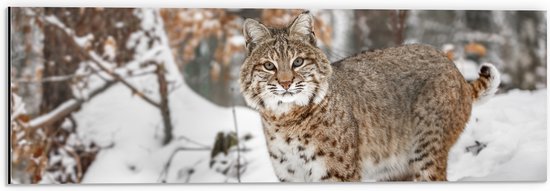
[263,93,310,116]
[279,95,298,103]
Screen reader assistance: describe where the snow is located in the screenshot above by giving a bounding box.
[74,34,94,48]
[194,12,206,21]
[103,36,117,61]
[44,15,94,48]
[43,15,94,49]
[43,15,68,31]
[454,58,480,81]
[10,92,26,121]
[89,52,117,73]
[448,89,547,181]
[115,22,125,28]
[74,81,278,183]
[228,36,245,46]
[126,31,147,54]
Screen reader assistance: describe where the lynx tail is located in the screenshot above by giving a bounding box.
[469,63,501,105]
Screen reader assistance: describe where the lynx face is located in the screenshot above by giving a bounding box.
[239,13,332,115]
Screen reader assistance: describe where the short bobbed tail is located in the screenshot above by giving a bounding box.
[469,63,501,105]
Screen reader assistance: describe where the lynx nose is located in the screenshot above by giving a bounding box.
[277,71,294,90]
[279,80,292,90]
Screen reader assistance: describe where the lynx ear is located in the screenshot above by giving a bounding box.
[243,19,270,54]
[288,12,316,45]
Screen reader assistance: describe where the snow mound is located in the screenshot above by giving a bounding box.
[74,82,278,183]
[448,89,547,181]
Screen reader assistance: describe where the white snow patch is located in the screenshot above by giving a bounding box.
[115,22,125,28]
[44,15,94,48]
[228,36,245,46]
[10,92,27,121]
[448,89,547,181]
[454,58,479,81]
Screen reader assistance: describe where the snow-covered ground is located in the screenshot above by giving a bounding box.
[448,89,547,181]
[73,75,546,183]
[73,81,279,183]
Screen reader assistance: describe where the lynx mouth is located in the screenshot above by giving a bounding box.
[275,90,302,96]
[282,92,294,96]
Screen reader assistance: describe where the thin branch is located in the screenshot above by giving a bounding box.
[157,147,210,183]
[230,87,242,183]
[174,135,210,148]
[168,82,184,94]
[24,80,116,129]
[63,146,83,182]
[15,70,156,84]
[88,52,161,108]
[41,14,162,109]
[15,74,87,83]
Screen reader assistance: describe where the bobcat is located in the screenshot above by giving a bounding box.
[239,12,500,182]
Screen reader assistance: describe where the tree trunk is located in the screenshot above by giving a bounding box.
[157,63,173,145]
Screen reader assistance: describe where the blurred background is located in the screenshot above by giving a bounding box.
[9,8,547,183]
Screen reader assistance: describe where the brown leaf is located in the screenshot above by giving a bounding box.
[32,147,44,158]
[18,114,31,123]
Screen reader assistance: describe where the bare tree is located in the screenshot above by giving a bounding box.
[390,10,409,45]
[156,63,174,145]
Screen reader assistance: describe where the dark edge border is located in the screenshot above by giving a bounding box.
[7,6,12,185]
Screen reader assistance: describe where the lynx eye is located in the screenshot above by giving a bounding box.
[263,62,276,71]
[292,58,304,68]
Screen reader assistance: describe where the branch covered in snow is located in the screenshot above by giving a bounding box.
[88,52,162,108]
[15,70,156,84]
[24,81,116,129]
[43,15,94,48]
